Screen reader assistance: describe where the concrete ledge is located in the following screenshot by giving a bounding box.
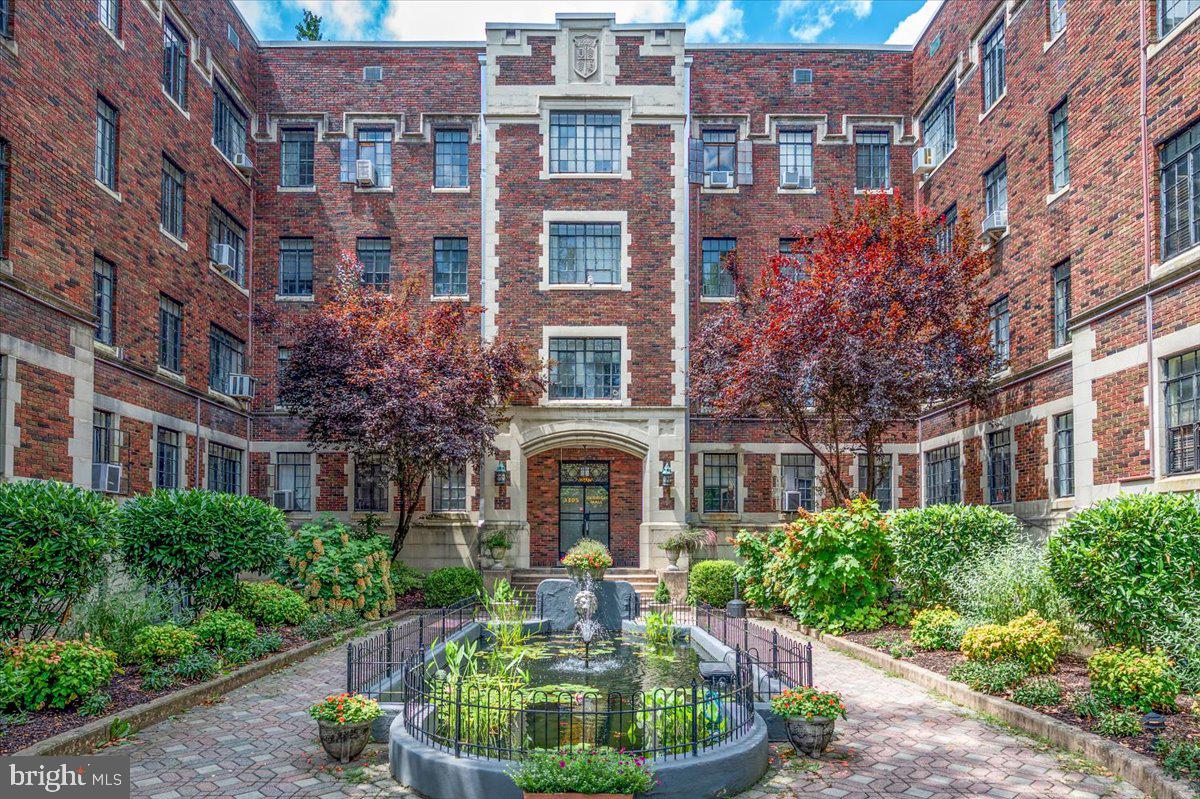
[767,613,1197,799]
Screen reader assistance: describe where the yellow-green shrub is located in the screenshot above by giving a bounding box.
[1087,646,1179,712]
[131,623,199,664]
[960,611,1064,674]
[282,520,395,620]
[234,581,310,626]
[909,608,965,651]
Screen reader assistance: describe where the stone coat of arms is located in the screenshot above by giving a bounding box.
[573,34,599,79]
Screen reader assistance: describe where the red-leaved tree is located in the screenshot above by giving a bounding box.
[281,253,542,559]
[692,194,994,505]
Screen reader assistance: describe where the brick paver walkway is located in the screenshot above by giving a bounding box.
[114,628,1142,799]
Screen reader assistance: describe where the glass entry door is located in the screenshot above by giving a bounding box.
[558,460,610,558]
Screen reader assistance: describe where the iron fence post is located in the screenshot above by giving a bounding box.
[771,629,779,672]
[691,680,699,755]
[386,626,394,681]
[454,681,463,758]
[806,642,813,686]
[346,643,353,693]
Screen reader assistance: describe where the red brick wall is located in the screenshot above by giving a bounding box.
[497,36,554,85]
[12,363,72,481]
[615,36,674,85]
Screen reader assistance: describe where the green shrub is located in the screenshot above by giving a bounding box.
[0,481,118,639]
[889,504,1020,608]
[947,660,1028,694]
[1087,646,1179,712]
[251,632,285,657]
[1070,691,1112,719]
[233,581,309,627]
[116,490,287,609]
[1156,737,1200,784]
[1011,678,1063,708]
[172,649,219,681]
[1094,709,1142,738]
[62,582,179,664]
[140,666,174,692]
[654,580,671,604]
[910,608,966,651]
[1147,600,1200,693]
[0,640,119,710]
[825,604,887,635]
[130,624,198,664]
[191,610,256,649]
[298,613,335,641]
[960,611,1064,674]
[78,691,112,717]
[731,528,783,610]
[870,635,914,659]
[391,562,425,598]
[1047,492,1200,649]
[688,560,739,607]
[280,520,396,619]
[507,748,655,796]
[424,567,483,608]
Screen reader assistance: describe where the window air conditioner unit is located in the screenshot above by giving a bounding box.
[912,147,936,175]
[272,489,295,511]
[780,169,802,189]
[92,462,122,494]
[355,158,376,187]
[212,243,236,272]
[705,170,734,189]
[782,490,803,512]
[226,373,255,399]
[982,208,1008,238]
[233,152,253,174]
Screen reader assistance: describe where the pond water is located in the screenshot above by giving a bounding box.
[516,633,702,696]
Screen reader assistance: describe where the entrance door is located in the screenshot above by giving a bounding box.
[558,460,610,559]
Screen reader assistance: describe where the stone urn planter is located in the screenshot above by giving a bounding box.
[317,719,373,763]
[309,692,381,764]
[566,565,606,582]
[771,687,846,758]
[785,715,836,756]
[487,546,510,569]
[663,547,682,571]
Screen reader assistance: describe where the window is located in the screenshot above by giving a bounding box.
[858,455,893,511]
[355,455,389,512]
[1053,262,1071,347]
[779,238,805,280]
[1160,0,1200,36]
[936,204,958,254]
[778,129,813,188]
[925,444,961,505]
[432,464,467,512]
[212,82,248,162]
[781,453,815,511]
[208,325,244,392]
[548,337,620,400]
[277,347,290,387]
[357,128,392,187]
[162,16,188,109]
[93,256,115,345]
[93,410,119,466]
[1053,412,1074,497]
[276,452,311,510]
[990,297,1011,369]
[279,238,313,297]
[98,0,119,35]
[434,129,469,188]
[160,156,185,239]
[209,204,247,285]
[281,129,314,188]
[357,238,391,290]
[855,131,890,190]
[549,222,620,285]
[208,443,242,494]
[702,129,737,176]
[701,237,736,298]
[0,140,8,257]
[549,112,621,174]
[1161,120,1200,260]
[433,237,468,297]
[1,0,12,38]
[227,22,240,50]
[158,295,182,373]
[985,158,1008,224]
[156,428,179,489]
[922,87,956,165]
[1049,0,1067,38]
[703,453,738,513]
[987,429,1012,504]
[95,96,118,190]
[1164,349,1200,475]
[1051,101,1070,191]
[981,22,1006,110]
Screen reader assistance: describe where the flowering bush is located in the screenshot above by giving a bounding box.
[507,747,655,795]
[309,692,382,726]
[960,611,1064,674]
[281,520,396,620]
[770,687,847,720]
[0,639,119,710]
[561,538,613,571]
[731,528,784,610]
[1087,646,1179,712]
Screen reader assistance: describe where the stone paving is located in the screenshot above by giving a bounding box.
[112,627,1143,799]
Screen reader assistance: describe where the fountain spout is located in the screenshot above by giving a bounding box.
[572,573,604,670]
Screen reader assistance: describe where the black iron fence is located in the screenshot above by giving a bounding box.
[347,598,479,697]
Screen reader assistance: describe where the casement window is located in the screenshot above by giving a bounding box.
[1052,262,1071,347]
[432,464,467,512]
[936,204,958,254]
[209,204,247,285]
[356,128,392,187]
[1164,348,1200,475]
[160,156,185,239]
[93,410,119,466]
[985,158,1008,225]
[922,87,956,165]
[703,453,738,513]
[1053,412,1074,497]
[1049,0,1067,38]
[279,237,314,297]
[280,129,314,188]
[925,444,960,505]
[162,16,188,109]
[987,429,1013,504]
[433,237,468,297]
[355,455,389,512]
[549,223,619,285]
[212,82,248,162]
[855,131,890,190]
[356,237,391,290]
[93,256,115,345]
[981,22,1006,110]
[700,237,736,298]
[989,297,1011,370]
[1161,120,1200,260]
[434,128,469,188]
[548,337,621,400]
[781,453,815,512]
[702,129,737,177]
[208,442,242,494]
[1160,0,1200,37]
[277,347,290,388]
[779,238,805,280]
[1050,101,1070,192]
[208,325,244,392]
[858,455,893,511]
[95,96,118,190]
[1,0,12,38]
[276,452,311,510]
[155,428,179,490]
[549,112,621,174]
[0,140,9,257]
[158,295,182,373]
[778,129,813,188]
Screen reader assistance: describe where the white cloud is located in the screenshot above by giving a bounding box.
[292,0,384,40]
[685,1,745,42]
[886,0,942,46]
[776,0,872,43]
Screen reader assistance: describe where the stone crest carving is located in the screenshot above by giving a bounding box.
[573,34,599,79]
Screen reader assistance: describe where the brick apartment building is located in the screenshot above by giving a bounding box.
[0,0,1198,571]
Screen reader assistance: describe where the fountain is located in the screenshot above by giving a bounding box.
[571,573,604,669]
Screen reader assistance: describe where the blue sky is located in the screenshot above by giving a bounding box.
[232,1,943,46]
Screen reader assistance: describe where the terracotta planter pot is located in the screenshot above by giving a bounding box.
[523,794,632,799]
[317,720,372,763]
[785,715,836,756]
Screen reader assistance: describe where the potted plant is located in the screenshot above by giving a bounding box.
[507,747,655,798]
[483,529,512,569]
[659,527,717,570]
[309,692,383,763]
[561,539,613,582]
[771,687,847,756]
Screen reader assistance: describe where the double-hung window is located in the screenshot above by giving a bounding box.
[1053,412,1074,497]
[158,295,182,373]
[280,129,314,188]
[548,338,620,401]
[208,443,242,494]
[208,325,244,393]
[981,22,1006,110]
[1051,101,1070,192]
[985,158,1008,227]
[549,112,620,174]
[276,452,311,511]
[0,140,8,257]
[702,129,737,177]
[1160,0,1200,37]
[925,444,961,505]
[1164,348,1200,475]
[160,156,185,239]
[855,131,890,190]
[209,204,246,285]
[779,238,805,280]
[1052,262,1071,347]
[701,237,736,298]
[162,17,188,109]
[355,455,389,512]
[279,238,314,297]
[357,128,392,187]
[433,237,467,297]
[781,453,815,511]
[357,238,391,290]
[778,129,813,188]
[98,0,119,37]
[212,82,248,162]
[95,96,118,190]
[936,204,958,254]
[93,410,119,467]
[0,0,10,39]
[703,453,738,513]
[922,87,956,165]
[858,455,893,510]
[93,256,115,345]
[434,129,469,187]
[987,429,1012,504]
[549,222,619,285]
[1049,0,1066,38]
[432,465,467,512]
[990,297,1011,370]
[156,428,179,490]
[1161,120,1200,260]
